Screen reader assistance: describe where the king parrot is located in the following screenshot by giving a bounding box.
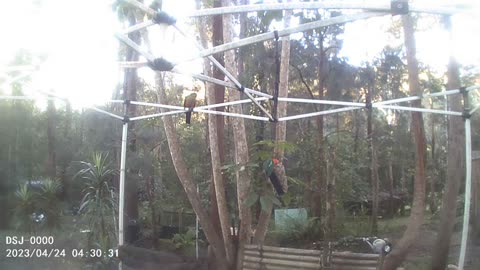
[183,93,197,124]
[263,158,285,196]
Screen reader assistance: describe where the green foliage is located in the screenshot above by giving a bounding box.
[13,179,63,231]
[268,217,323,246]
[75,153,117,245]
[38,179,62,229]
[14,184,36,231]
[172,229,197,250]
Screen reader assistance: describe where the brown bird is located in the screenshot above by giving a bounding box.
[183,93,197,124]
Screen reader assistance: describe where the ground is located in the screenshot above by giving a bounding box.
[1,214,479,269]
[379,216,480,270]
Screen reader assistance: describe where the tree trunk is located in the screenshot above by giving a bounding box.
[155,73,229,269]
[312,35,327,219]
[221,2,252,268]
[123,9,140,241]
[366,68,379,234]
[46,99,56,178]
[388,159,395,218]
[429,105,437,214]
[430,16,465,270]
[473,157,480,241]
[253,8,292,245]
[383,14,426,270]
[206,96,234,264]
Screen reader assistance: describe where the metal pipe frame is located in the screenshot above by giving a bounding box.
[192,12,387,61]
[458,117,471,270]
[178,71,273,99]
[279,106,361,121]
[278,97,365,107]
[374,104,463,116]
[89,106,125,120]
[0,95,56,101]
[187,1,469,17]
[114,33,155,62]
[173,25,275,121]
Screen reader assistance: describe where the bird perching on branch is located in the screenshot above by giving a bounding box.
[183,92,197,125]
[263,158,285,196]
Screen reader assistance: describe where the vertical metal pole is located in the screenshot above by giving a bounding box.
[195,184,199,259]
[458,117,471,270]
[118,121,128,270]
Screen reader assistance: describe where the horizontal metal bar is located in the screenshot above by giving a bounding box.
[196,97,269,110]
[375,88,461,106]
[89,107,124,120]
[114,33,155,62]
[122,20,155,34]
[0,95,55,101]
[374,96,420,106]
[191,12,387,60]
[427,89,460,98]
[279,106,360,121]
[188,1,468,17]
[130,100,185,110]
[196,109,270,121]
[130,110,185,121]
[278,97,365,107]
[375,104,463,116]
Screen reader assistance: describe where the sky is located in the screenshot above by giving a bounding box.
[0,0,479,108]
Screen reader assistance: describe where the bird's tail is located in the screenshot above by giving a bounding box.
[186,111,192,124]
[269,172,285,196]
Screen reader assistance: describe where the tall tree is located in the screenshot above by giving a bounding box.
[384,14,426,270]
[46,98,56,179]
[196,0,234,265]
[155,73,229,269]
[430,16,465,270]
[222,1,253,268]
[253,7,292,244]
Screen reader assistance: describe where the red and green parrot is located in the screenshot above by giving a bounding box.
[183,93,197,124]
[263,158,285,196]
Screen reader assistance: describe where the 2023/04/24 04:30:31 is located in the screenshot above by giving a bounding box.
[71,248,118,258]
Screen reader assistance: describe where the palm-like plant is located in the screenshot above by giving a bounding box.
[38,179,62,229]
[14,184,36,231]
[75,153,118,246]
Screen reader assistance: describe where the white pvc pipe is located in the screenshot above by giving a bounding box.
[173,25,275,120]
[374,104,463,116]
[181,71,273,99]
[129,110,185,121]
[0,95,53,101]
[130,100,185,110]
[196,97,269,110]
[115,33,155,62]
[279,106,360,121]
[195,108,270,121]
[191,12,387,61]
[90,107,125,120]
[458,118,472,270]
[278,97,365,107]
[187,1,468,17]
[118,122,128,247]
